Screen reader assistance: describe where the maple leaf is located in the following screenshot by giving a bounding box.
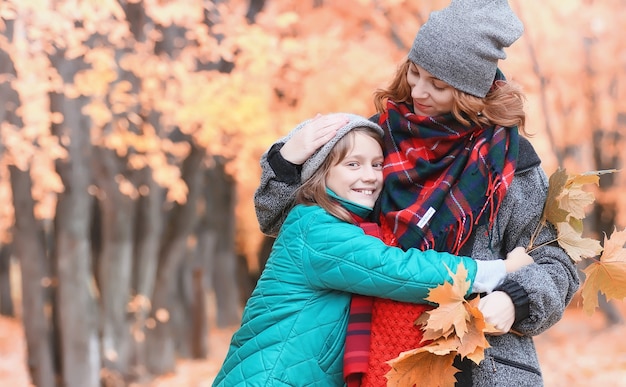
[529,168,617,262]
[387,263,495,386]
[558,180,596,220]
[420,263,472,338]
[581,228,626,315]
[542,168,570,226]
[385,345,458,387]
[555,222,604,263]
[456,298,491,364]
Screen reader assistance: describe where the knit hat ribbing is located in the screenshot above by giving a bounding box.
[282,113,383,182]
[408,0,524,98]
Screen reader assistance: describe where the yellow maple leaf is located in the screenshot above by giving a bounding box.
[385,346,458,387]
[421,263,471,337]
[557,183,595,220]
[581,227,626,315]
[555,222,604,262]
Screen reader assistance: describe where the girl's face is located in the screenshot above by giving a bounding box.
[325,132,383,209]
[406,62,454,116]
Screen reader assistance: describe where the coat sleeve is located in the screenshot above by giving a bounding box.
[498,166,580,336]
[297,211,479,303]
[254,142,301,236]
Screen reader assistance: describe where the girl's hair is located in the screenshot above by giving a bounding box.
[373,59,529,136]
[294,127,383,224]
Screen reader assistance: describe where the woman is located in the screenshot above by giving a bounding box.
[254,1,579,386]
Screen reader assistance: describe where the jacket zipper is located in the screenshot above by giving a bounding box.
[491,355,542,376]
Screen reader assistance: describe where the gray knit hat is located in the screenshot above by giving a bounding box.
[408,0,524,98]
[278,113,384,182]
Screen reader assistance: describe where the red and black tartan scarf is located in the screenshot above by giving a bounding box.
[378,100,519,254]
[343,218,382,387]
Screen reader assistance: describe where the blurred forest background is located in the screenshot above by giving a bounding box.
[0,0,625,386]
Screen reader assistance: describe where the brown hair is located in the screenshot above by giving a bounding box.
[294,127,383,224]
[373,58,529,136]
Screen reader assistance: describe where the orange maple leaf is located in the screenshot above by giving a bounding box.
[385,345,458,387]
[421,263,472,337]
[456,298,491,364]
[581,228,626,315]
[387,263,494,386]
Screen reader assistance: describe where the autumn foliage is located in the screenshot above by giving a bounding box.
[386,263,495,387]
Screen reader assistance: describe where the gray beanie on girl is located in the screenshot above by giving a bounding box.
[408,0,524,98]
[277,113,383,182]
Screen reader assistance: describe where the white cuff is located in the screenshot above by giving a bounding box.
[472,260,507,294]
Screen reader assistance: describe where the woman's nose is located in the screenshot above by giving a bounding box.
[411,80,427,99]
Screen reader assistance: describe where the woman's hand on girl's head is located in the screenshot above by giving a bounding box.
[280,113,349,165]
[504,246,534,273]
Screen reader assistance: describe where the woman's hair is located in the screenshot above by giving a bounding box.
[373,58,529,136]
[294,127,383,224]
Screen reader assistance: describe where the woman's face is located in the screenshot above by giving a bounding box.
[406,62,454,116]
[325,132,383,209]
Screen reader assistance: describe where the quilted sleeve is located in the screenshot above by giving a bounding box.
[298,212,479,303]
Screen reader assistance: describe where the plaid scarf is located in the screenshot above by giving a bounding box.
[378,101,519,254]
[343,220,382,387]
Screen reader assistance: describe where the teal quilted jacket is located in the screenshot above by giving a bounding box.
[213,201,479,387]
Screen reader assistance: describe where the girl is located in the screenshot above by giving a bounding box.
[214,113,532,387]
[253,1,579,386]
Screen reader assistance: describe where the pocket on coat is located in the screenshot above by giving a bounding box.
[318,316,348,372]
[484,354,543,386]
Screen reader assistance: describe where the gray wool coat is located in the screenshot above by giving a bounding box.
[253,130,580,387]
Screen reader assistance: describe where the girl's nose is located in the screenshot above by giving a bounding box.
[362,166,378,182]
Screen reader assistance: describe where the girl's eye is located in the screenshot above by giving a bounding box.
[373,162,383,169]
[433,82,446,91]
[346,162,359,167]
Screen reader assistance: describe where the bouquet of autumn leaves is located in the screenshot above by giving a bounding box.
[385,168,626,387]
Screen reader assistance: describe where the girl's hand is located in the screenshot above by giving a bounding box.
[504,246,534,273]
[280,113,349,165]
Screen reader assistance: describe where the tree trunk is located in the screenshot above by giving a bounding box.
[206,159,240,327]
[144,144,204,374]
[92,146,137,379]
[2,17,57,387]
[0,245,13,317]
[50,51,101,387]
[130,167,165,380]
[9,166,57,387]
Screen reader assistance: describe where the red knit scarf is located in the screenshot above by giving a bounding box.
[344,219,432,387]
[343,221,381,387]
